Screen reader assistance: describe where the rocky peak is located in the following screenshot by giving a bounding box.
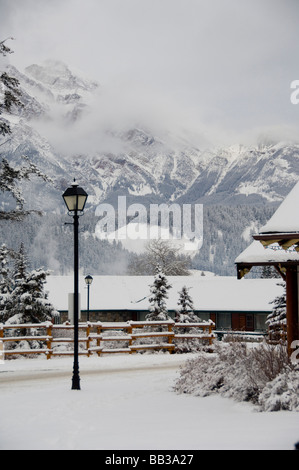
[25,60,99,93]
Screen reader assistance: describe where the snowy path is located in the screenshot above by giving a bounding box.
[0,354,298,450]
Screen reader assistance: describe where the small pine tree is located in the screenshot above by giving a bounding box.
[266,282,287,343]
[146,266,172,321]
[175,286,200,323]
[175,286,203,353]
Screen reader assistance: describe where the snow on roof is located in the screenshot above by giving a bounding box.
[45,274,283,313]
[235,180,299,265]
[235,240,299,264]
[260,180,299,234]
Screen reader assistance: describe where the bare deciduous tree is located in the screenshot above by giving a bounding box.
[128,238,191,275]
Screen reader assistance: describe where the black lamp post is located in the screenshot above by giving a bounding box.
[62,180,88,390]
[84,275,93,322]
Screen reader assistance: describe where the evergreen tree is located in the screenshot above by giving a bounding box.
[174,286,204,353]
[261,265,280,279]
[0,38,51,220]
[0,243,14,293]
[13,242,27,284]
[0,37,23,136]
[175,286,200,323]
[0,156,51,220]
[146,266,172,321]
[0,243,14,321]
[266,282,287,343]
[6,244,58,326]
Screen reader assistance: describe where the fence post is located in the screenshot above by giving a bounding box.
[208,323,213,346]
[46,323,53,360]
[127,323,133,354]
[96,324,102,356]
[86,323,91,356]
[168,322,174,353]
[0,324,3,362]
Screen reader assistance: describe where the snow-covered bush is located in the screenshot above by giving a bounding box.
[174,342,260,402]
[258,367,299,411]
[174,341,298,410]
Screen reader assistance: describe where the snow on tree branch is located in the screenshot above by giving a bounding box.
[0,156,52,220]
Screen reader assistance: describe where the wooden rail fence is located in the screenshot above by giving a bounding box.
[0,320,215,359]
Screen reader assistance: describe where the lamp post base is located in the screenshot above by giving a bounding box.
[72,374,81,390]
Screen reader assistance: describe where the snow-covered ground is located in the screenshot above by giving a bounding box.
[0,353,298,450]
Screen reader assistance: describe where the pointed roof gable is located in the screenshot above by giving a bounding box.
[235,181,299,276]
[259,181,299,234]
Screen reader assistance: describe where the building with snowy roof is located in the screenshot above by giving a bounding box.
[46,274,282,333]
[235,180,299,354]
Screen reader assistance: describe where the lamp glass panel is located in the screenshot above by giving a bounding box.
[63,194,78,211]
[63,193,88,212]
[77,194,88,211]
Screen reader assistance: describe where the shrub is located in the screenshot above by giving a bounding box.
[174,341,299,410]
[258,367,299,411]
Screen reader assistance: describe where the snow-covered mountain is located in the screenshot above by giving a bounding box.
[181,142,299,205]
[1,60,299,212]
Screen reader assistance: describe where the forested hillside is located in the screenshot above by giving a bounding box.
[191,204,277,276]
[0,204,277,277]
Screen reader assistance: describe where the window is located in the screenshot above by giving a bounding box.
[255,314,268,332]
[216,312,231,330]
[246,314,254,331]
[197,313,210,322]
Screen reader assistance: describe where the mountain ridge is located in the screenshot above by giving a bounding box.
[1,60,298,212]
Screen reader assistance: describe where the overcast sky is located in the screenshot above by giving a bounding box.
[1,0,299,147]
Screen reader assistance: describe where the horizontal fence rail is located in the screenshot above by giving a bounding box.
[0,320,215,359]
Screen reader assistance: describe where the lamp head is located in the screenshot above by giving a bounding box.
[62,180,88,213]
[85,275,93,286]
